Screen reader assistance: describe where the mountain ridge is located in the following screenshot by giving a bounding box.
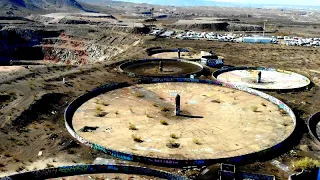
[0,0,85,16]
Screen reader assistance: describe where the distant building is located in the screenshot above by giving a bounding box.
[243,37,277,44]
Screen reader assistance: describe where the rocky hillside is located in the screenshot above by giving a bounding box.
[0,0,85,16]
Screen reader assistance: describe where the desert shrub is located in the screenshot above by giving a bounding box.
[250,106,259,112]
[146,114,153,118]
[129,123,138,130]
[211,99,221,103]
[292,157,320,171]
[94,106,107,117]
[4,152,11,157]
[170,133,179,139]
[134,92,144,98]
[166,139,180,148]
[101,102,109,106]
[193,138,202,145]
[95,106,102,111]
[132,134,143,143]
[160,119,169,125]
[95,111,108,117]
[161,106,170,112]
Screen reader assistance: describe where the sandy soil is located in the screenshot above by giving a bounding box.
[0,66,25,73]
[217,69,310,90]
[0,66,29,83]
[73,82,294,159]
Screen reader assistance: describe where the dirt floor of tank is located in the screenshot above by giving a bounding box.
[122,61,202,76]
[48,173,165,180]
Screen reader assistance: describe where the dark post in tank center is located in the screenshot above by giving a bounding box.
[257,71,262,83]
[159,61,163,72]
[175,94,181,116]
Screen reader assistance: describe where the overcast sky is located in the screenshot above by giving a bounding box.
[122,0,320,6]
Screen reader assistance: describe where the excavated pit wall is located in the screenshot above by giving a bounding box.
[0,26,141,65]
[40,33,140,65]
[0,27,62,62]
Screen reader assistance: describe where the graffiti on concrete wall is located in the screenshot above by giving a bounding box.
[0,164,188,180]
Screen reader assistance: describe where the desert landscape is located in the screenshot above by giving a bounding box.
[0,0,320,180]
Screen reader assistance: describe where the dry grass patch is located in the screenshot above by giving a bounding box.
[94,106,107,117]
[170,133,179,139]
[211,99,221,103]
[134,92,144,98]
[129,123,138,130]
[166,139,180,148]
[146,114,153,118]
[193,138,202,145]
[161,106,170,112]
[95,106,103,111]
[292,157,320,171]
[132,134,143,143]
[160,119,169,125]
[250,106,259,112]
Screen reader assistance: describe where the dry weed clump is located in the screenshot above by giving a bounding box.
[160,119,169,125]
[94,106,107,117]
[161,106,170,112]
[132,134,143,143]
[134,92,144,98]
[193,138,202,145]
[129,123,138,130]
[211,99,221,103]
[166,139,180,148]
[292,157,320,171]
[170,133,179,139]
[146,114,153,118]
[250,106,259,112]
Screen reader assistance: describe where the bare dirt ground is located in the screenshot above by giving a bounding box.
[0,23,319,180]
[0,66,29,83]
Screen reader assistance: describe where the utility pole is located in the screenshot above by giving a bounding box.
[263,20,267,37]
[150,7,154,26]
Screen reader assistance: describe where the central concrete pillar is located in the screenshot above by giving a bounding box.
[257,71,262,83]
[159,61,163,72]
[175,94,181,116]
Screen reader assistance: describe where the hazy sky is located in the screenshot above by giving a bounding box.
[123,0,320,6]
